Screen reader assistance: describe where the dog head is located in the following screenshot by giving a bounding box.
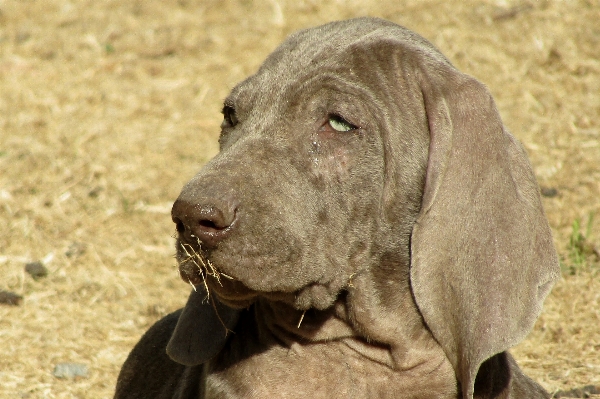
[167,18,559,398]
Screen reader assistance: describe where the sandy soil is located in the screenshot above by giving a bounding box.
[1,0,598,397]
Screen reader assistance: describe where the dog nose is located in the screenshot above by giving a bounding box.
[172,198,237,248]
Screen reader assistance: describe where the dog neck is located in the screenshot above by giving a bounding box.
[345,270,452,372]
[256,295,356,342]
[253,283,445,373]
[209,294,456,399]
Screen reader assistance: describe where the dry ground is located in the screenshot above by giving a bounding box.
[1,0,599,398]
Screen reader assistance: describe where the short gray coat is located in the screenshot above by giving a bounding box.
[115,17,559,399]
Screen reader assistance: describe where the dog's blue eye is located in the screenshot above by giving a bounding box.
[328,115,356,132]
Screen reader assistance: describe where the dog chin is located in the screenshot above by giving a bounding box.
[291,283,340,311]
[207,274,334,312]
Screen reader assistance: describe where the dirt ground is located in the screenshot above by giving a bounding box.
[1,0,599,398]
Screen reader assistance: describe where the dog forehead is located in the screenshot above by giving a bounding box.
[230,18,449,109]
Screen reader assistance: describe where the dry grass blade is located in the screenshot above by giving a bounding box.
[210,295,236,337]
[178,240,235,334]
[178,239,228,301]
[296,310,307,329]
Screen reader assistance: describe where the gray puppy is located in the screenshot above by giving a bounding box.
[115,17,559,399]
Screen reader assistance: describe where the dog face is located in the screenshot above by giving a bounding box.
[172,20,431,312]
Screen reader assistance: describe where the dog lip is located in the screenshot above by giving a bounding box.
[208,281,258,307]
[175,236,212,283]
[175,236,201,262]
[175,237,257,300]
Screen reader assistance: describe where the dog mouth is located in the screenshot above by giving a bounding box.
[176,237,227,286]
[175,226,346,311]
[175,237,259,307]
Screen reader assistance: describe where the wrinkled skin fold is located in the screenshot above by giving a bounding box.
[115,17,559,399]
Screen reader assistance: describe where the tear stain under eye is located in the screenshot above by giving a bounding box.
[308,138,352,180]
[310,140,321,167]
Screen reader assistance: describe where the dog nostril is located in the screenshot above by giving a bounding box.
[174,218,186,234]
[172,197,237,248]
[199,219,219,230]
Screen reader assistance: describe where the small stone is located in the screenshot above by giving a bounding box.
[65,242,86,258]
[25,261,48,280]
[88,186,103,198]
[25,262,48,281]
[15,30,31,44]
[52,363,89,379]
[0,290,23,306]
[540,187,558,198]
[553,385,600,398]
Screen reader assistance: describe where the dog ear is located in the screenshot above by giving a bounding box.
[410,68,559,399]
[166,289,240,366]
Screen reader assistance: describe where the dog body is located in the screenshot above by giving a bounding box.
[115,18,559,399]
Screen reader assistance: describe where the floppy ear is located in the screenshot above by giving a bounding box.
[410,69,559,399]
[166,289,240,366]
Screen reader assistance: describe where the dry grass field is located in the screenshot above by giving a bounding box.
[1,0,599,397]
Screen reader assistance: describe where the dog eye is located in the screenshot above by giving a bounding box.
[222,105,238,128]
[327,115,357,132]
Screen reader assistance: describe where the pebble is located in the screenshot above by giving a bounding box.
[25,261,48,280]
[0,290,23,306]
[540,186,558,198]
[52,363,89,379]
